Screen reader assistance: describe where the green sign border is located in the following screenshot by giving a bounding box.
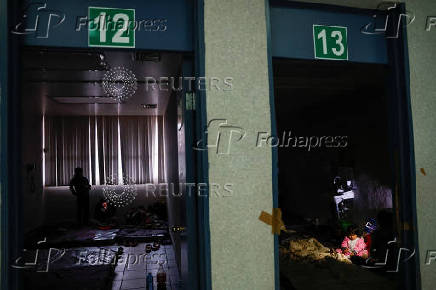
[88,6,136,48]
[312,24,348,61]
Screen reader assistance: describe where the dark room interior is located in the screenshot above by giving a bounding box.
[16,48,187,290]
[274,58,399,290]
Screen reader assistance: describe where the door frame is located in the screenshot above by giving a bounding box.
[0,1,212,290]
[265,1,420,289]
[193,0,212,289]
[1,0,23,288]
[0,0,9,286]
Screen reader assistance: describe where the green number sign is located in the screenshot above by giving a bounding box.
[313,25,348,60]
[88,7,135,48]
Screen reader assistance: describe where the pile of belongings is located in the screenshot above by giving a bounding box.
[124,202,167,227]
[279,236,398,290]
[280,237,350,264]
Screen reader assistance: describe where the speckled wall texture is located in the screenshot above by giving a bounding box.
[204,0,275,289]
[405,1,436,289]
[204,0,435,289]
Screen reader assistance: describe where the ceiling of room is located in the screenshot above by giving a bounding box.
[273,58,389,124]
[22,48,183,116]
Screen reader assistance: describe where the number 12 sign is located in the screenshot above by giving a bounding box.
[89,7,135,48]
[313,25,348,60]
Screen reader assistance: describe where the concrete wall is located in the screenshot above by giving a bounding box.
[203,0,436,289]
[204,0,275,289]
[405,1,436,289]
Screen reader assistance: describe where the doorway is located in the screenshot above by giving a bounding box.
[269,3,418,289]
[274,58,401,289]
[9,47,195,290]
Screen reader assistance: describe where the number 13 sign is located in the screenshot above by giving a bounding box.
[89,7,135,48]
[313,25,348,60]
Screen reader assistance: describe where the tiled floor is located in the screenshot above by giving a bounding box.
[111,243,181,290]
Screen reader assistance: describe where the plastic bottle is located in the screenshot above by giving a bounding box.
[156,263,167,289]
[146,272,153,290]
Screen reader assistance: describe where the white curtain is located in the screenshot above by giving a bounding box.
[96,116,120,185]
[44,116,92,186]
[44,115,165,186]
[119,116,165,184]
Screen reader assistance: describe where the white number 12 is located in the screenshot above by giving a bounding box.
[94,12,130,43]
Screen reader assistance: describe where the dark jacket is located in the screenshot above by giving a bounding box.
[69,176,91,197]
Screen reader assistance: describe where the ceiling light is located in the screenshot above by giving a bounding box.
[141,104,157,109]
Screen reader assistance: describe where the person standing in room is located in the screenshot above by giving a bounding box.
[69,167,91,226]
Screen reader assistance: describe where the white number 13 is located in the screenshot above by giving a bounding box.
[331,30,345,56]
[317,29,345,56]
